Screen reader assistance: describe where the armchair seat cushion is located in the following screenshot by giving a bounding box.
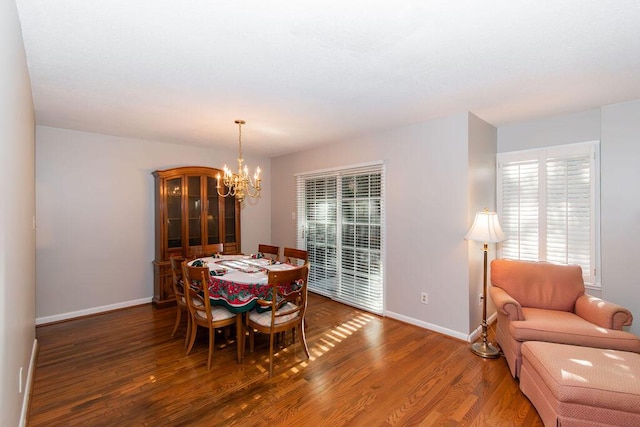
[512,308,640,353]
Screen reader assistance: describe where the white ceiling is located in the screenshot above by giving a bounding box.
[16,1,640,158]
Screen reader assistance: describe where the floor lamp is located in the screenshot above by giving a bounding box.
[465,209,506,358]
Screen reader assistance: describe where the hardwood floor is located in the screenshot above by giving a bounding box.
[29,294,543,426]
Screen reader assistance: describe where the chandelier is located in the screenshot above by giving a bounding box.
[216,119,262,203]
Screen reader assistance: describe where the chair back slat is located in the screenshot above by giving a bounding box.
[283,247,308,266]
[188,242,224,259]
[258,244,280,261]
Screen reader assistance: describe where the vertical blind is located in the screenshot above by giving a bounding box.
[497,142,599,286]
[296,162,385,314]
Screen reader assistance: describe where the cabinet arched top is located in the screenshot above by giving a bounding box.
[153,166,223,178]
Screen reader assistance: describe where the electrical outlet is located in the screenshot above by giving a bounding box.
[478,293,484,306]
[421,292,428,304]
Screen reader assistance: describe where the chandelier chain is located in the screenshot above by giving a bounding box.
[236,119,244,161]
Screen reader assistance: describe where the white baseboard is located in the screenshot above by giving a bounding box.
[385,310,497,343]
[385,310,470,341]
[35,297,153,326]
[20,339,38,427]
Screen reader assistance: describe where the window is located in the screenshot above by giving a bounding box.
[296,162,385,314]
[497,141,600,287]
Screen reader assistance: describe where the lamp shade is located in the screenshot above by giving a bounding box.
[465,211,506,243]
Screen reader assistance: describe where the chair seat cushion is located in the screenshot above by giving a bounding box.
[510,308,640,353]
[189,297,204,308]
[195,306,235,321]
[249,302,300,327]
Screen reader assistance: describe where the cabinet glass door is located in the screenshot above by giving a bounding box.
[187,176,202,247]
[224,196,237,244]
[166,177,183,249]
[206,176,220,244]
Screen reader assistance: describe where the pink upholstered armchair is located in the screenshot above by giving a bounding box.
[489,259,640,378]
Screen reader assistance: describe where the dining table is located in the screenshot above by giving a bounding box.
[187,254,298,363]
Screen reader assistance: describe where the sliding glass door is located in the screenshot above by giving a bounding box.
[296,162,384,314]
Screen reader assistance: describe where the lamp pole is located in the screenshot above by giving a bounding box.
[471,243,500,358]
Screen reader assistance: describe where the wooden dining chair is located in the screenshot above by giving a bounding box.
[182,263,236,370]
[283,247,308,266]
[246,264,310,378]
[258,244,280,261]
[170,256,190,347]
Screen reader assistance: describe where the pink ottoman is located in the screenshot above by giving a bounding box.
[520,341,640,427]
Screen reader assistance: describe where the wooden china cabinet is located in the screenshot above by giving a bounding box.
[152,166,241,308]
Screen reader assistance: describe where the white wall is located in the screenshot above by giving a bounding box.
[467,113,498,333]
[601,99,640,336]
[1,0,36,424]
[497,103,640,335]
[272,113,480,339]
[498,108,601,152]
[35,126,271,321]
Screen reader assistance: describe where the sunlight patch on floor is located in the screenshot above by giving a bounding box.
[283,313,374,375]
[247,313,375,378]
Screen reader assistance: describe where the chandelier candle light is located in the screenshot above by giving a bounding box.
[465,209,506,358]
[216,119,261,203]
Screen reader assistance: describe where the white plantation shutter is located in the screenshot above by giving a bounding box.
[546,153,592,270]
[497,142,599,287]
[500,160,539,261]
[296,162,385,314]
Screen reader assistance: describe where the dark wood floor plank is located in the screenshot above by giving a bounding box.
[28,294,542,426]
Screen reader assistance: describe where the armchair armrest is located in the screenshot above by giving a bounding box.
[575,294,633,330]
[489,286,524,321]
